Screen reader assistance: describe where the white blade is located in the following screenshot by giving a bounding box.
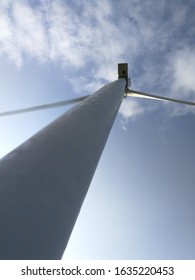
[126,89,195,106]
[0,95,89,117]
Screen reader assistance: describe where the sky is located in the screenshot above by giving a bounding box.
[0,0,195,259]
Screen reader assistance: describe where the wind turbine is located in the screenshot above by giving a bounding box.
[0,63,194,260]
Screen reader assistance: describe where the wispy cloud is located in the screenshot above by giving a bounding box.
[1,0,195,121]
[0,0,129,77]
[171,48,195,95]
[119,98,145,129]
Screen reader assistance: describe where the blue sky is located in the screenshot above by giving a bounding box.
[0,0,195,259]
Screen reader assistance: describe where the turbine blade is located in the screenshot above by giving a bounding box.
[126,89,195,106]
[0,95,89,117]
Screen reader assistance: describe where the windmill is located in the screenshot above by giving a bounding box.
[0,63,194,260]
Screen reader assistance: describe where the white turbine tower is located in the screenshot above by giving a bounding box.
[0,64,194,259]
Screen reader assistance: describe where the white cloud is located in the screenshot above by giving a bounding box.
[119,98,146,130]
[1,0,195,120]
[119,98,145,119]
[0,1,49,67]
[171,48,195,94]
[67,76,105,94]
[0,0,11,9]
[0,9,22,66]
[160,48,195,117]
[12,2,48,63]
[0,0,132,75]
